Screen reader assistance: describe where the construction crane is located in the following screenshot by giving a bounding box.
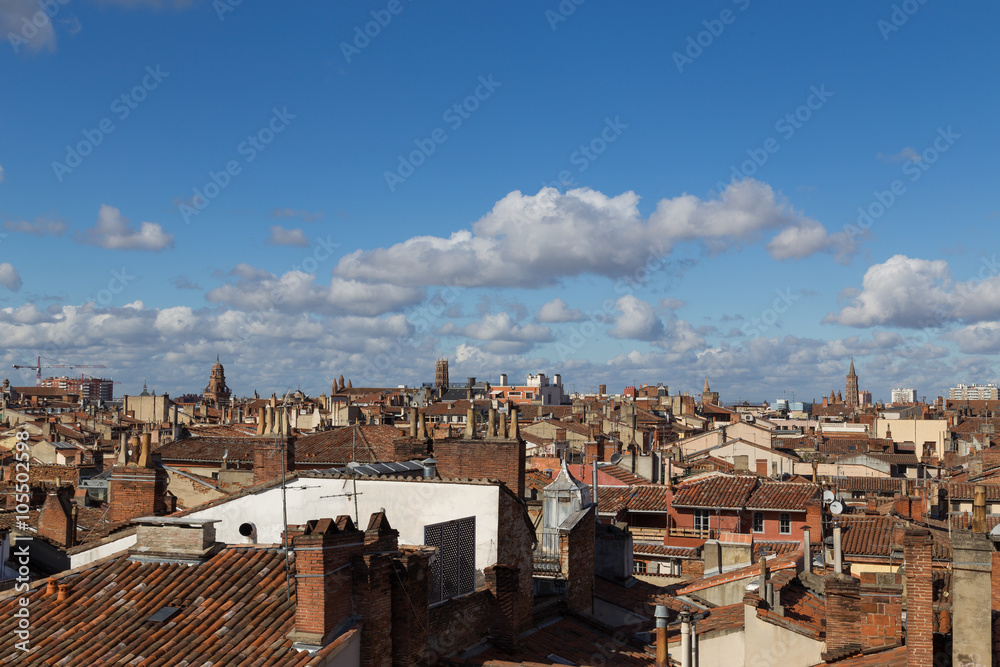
[12,356,107,386]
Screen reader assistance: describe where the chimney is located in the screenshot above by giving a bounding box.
[972,484,987,533]
[679,607,692,667]
[45,579,57,597]
[288,517,365,647]
[802,527,811,574]
[497,408,507,439]
[409,406,418,438]
[464,406,476,439]
[952,527,993,665]
[38,489,75,548]
[57,584,70,603]
[128,517,221,564]
[487,407,497,438]
[758,556,768,598]
[904,529,934,667]
[137,432,152,468]
[417,411,427,440]
[822,574,861,659]
[833,523,843,575]
[654,605,669,667]
[508,404,520,440]
[467,377,475,400]
[805,498,823,544]
[253,437,294,484]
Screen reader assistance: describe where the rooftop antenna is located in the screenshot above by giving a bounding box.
[274,388,292,602]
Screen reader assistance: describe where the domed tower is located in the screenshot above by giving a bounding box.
[203,356,231,408]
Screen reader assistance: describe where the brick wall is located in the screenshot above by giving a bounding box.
[427,590,489,662]
[992,551,1000,611]
[681,558,704,579]
[135,522,216,557]
[109,466,167,523]
[391,550,430,667]
[859,572,903,650]
[822,575,861,659]
[485,564,521,650]
[904,528,934,667]
[290,517,364,643]
[494,488,534,634]
[253,438,294,485]
[432,438,525,498]
[37,490,74,547]
[559,505,595,615]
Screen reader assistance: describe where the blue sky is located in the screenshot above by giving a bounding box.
[1,0,998,403]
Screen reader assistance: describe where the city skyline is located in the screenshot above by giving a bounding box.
[2,2,998,402]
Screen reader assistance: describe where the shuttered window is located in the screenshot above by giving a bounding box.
[425,516,476,604]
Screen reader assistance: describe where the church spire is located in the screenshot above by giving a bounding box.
[848,357,856,377]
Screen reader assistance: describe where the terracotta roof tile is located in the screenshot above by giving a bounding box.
[671,475,757,509]
[745,482,819,511]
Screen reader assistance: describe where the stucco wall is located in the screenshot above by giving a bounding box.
[183,477,502,585]
[743,604,823,667]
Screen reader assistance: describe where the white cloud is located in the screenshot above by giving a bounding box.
[439,312,552,343]
[537,297,584,323]
[608,295,664,341]
[826,254,1000,328]
[267,225,309,247]
[336,180,834,288]
[944,323,1000,355]
[77,205,174,251]
[3,216,67,236]
[0,1,58,54]
[206,268,425,317]
[767,219,854,262]
[0,264,22,291]
[877,147,921,163]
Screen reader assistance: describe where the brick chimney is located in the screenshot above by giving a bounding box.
[357,512,398,667]
[128,517,221,564]
[288,516,365,648]
[253,437,294,484]
[805,498,823,543]
[859,572,903,650]
[903,528,934,667]
[38,487,77,548]
[485,564,522,652]
[822,574,861,659]
[109,434,168,523]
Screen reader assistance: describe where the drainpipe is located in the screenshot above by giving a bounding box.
[802,527,812,574]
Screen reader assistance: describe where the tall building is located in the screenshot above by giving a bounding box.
[435,358,450,391]
[949,383,999,401]
[203,356,231,408]
[40,375,114,401]
[891,387,917,405]
[846,358,859,409]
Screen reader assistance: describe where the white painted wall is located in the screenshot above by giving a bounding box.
[70,533,138,569]
[183,477,501,581]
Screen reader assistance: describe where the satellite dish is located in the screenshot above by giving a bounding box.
[830,500,844,515]
[822,490,836,503]
[610,453,622,465]
[780,473,791,481]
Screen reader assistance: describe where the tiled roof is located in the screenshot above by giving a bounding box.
[0,546,356,665]
[947,482,1000,501]
[633,543,699,559]
[745,482,819,511]
[525,468,555,496]
[154,436,259,465]
[627,485,672,513]
[600,465,649,486]
[753,540,802,557]
[596,487,634,515]
[295,424,403,464]
[838,514,896,557]
[671,475,757,509]
[822,645,908,666]
[833,477,907,493]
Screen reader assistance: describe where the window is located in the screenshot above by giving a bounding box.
[694,509,710,532]
[425,516,476,604]
[779,512,791,534]
[633,560,647,574]
[752,511,764,533]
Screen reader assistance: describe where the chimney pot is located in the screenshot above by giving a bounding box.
[57,584,70,602]
[45,579,57,597]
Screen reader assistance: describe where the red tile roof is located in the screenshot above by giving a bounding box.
[671,475,757,509]
[633,543,699,559]
[0,545,356,665]
[628,485,672,513]
[745,482,819,511]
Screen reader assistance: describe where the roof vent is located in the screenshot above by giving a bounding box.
[147,606,180,624]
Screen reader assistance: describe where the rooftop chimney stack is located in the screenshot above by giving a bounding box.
[679,607,692,667]
[802,527,811,574]
[973,484,987,533]
[904,529,934,667]
[509,404,519,440]
[833,523,843,574]
[409,406,418,438]
[464,406,476,439]
[654,605,669,667]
